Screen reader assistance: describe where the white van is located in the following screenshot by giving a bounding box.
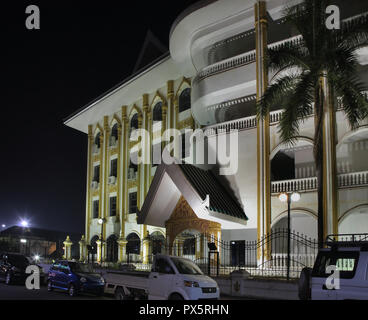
[104,254,220,300]
[299,234,368,300]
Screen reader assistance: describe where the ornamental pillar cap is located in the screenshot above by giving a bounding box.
[64,236,72,245]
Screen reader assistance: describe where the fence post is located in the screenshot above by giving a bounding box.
[207,251,211,276]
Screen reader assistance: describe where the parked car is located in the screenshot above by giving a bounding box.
[0,252,45,285]
[299,233,368,300]
[47,260,105,297]
[104,254,220,300]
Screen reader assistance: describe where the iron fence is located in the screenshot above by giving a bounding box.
[136,229,318,279]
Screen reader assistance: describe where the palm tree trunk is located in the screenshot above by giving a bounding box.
[314,82,325,248]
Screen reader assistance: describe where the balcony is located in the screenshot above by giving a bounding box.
[271,171,368,194]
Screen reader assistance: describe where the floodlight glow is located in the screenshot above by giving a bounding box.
[34,255,40,262]
[20,220,29,227]
[278,193,288,202]
[291,192,301,202]
[20,239,27,244]
[1,224,5,228]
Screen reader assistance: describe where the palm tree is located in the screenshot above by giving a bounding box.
[257,0,368,247]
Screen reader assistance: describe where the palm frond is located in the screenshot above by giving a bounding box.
[267,45,309,74]
[338,13,368,50]
[278,72,315,144]
[256,75,299,119]
[330,74,368,128]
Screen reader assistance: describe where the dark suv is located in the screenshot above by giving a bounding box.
[0,252,31,285]
[48,261,105,297]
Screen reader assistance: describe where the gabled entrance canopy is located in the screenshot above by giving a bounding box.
[137,163,248,230]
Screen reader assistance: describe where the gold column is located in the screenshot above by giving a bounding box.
[137,114,143,212]
[167,80,174,130]
[98,132,104,220]
[322,80,339,237]
[143,94,150,197]
[121,106,128,233]
[116,123,122,224]
[86,125,93,242]
[103,116,110,240]
[255,1,271,261]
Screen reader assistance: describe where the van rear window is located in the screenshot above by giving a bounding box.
[312,251,359,279]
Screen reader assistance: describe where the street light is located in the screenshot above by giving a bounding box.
[20,220,29,228]
[1,224,5,229]
[97,218,106,264]
[278,192,301,280]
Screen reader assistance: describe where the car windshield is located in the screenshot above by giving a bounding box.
[171,257,203,275]
[7,254,29,267]
[69,262,94,274]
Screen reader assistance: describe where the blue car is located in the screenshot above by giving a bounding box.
[47,261,105,297]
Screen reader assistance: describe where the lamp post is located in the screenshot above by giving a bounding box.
[278,192,301,280]
[97,218,106,264]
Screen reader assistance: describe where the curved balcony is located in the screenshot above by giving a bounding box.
[271,171,368,195]
[191,35,303,126]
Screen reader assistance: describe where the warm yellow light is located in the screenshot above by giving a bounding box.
[278,193,288,202]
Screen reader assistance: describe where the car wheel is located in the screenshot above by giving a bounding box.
[298,267,312,300]
[68,284,77,297]
[5,273,12,285]
[47,280,53,292]
[115,287,129,300]
[169,293,184,300]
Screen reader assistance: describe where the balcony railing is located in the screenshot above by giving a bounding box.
[272,177,318,194]
[338,171,368,188]
[205,115,257,136]
[193,35,303,85]
[271,171,368,194]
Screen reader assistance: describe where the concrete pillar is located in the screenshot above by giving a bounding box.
[79,235,87,262]
[96,239,106,264]
[195,236,201,260]
[63,236,73,260]
[142,237,150,264]
[117,238,128,263]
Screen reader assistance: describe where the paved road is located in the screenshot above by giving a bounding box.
[0,280,251,300]
[0,281,113,300]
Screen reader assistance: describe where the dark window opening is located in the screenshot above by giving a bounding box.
[110,124,118,145]
[92,200,99,219]
[183,238,195,255]
[106,235,118,263]
[129,192,137,214]
[109,197,117,217]
[179,88,191,113]
[271,150,295,181]
[93,166,100,183]
[110,159,117,177]
[95,132,101,148]
[130,113,139,131]
[153,102,163,122]
[126,233,140,255]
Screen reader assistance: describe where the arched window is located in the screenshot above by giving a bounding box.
[130,113,139,130]
[110,123,118,146]
[106,235,118,263]
[151,232,165,255]
[126,233,140,255]
[183,237,195,255]
[153,102,163,122]
[179,88,191,113]
[95,132,101,148]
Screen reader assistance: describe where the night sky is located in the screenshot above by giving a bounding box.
[0,1,199,233]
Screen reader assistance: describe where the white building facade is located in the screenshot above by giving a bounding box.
[65,0,368,266]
